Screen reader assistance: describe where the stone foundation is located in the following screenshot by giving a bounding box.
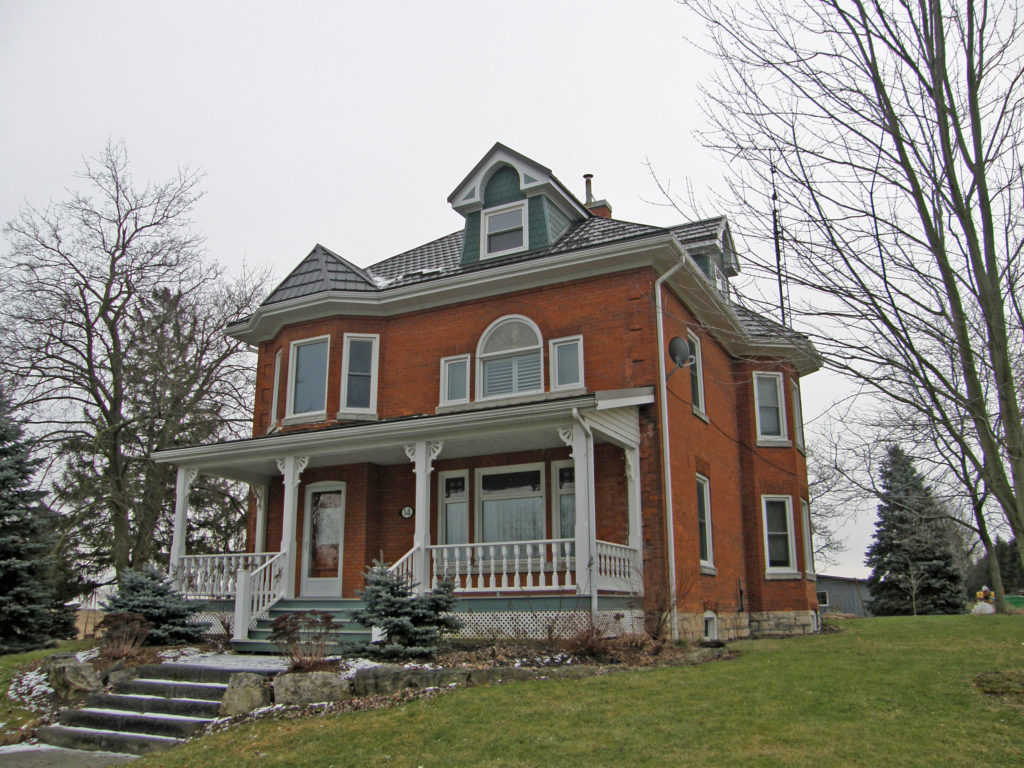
[675,610,818,642]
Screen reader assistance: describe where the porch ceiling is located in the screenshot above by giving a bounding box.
[152,391,651,484]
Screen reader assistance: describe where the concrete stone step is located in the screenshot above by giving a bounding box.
[113,677,227,701]
[85,691,222,718]
[60,707,212,739]
[129,662,277,684]
[36,724,185,755]
[230,637,364,654]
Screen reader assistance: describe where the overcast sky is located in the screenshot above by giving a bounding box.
[0,0,871,576]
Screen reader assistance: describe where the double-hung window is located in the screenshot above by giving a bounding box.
[550,336,583,391]
[762,495,797,574]
[477,316,543,399]
[288,336,330,419]
[268,349,283,433]
[477,465,545,544]
[551,460,576,547]
[696,473,713,570]
[754,372,787,441]
[792,381,805,451]
[340,334,379,415]
[482,202,528,258]
[801,499,815,576]
[688,333,705,415]
[439,354,470,406]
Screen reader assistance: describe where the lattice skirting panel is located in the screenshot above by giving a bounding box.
[190,610,237,631]
[447,609,645,640]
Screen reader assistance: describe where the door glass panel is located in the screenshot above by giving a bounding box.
[308,491,343,577]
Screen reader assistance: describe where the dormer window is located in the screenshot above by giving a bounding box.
[482,201,528,258]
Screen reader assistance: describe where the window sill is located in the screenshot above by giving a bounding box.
[700,564,717,576]
[335,410,379,422]
[693,406,709,423]
[281,412,327,426]
[435,389,585,415]
[756,438,792,448]
[764,571,802,580]
[805,572,817,581]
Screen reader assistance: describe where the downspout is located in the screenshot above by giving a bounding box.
[655,257,686,640]
[572,407,599,619]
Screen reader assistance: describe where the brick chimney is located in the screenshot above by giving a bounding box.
[583,173,612,218]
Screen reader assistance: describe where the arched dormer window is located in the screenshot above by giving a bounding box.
[477,315,543,399]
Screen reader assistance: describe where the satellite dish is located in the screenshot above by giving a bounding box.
[668,336,690,366]
[666,336,695,380]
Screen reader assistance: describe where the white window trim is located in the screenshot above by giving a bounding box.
[475,314,545,402]
[286,334,330,420]
[801,498,815,576]
[753,371,788,443]
[792,380,805,452]
[703,611,718,641]
[439,354,471,407]
[338,333,379,417]
[688,332,706,417]
[550,459,575,539]
[549,335,584,392]
[437,470,469,546]
[696,473,714,571]
[268,348,282,434]
[474,462,546,544]
[481,200,529,259]
[762,495,799,577]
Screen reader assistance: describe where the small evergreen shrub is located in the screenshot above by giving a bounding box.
[102,566,205,645]
[353,561,462,658]
[269,610,337,670]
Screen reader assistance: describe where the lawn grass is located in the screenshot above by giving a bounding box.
[1,639,93,743]
[139,616,1022,767]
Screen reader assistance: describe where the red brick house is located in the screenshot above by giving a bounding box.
[155,143,821,646]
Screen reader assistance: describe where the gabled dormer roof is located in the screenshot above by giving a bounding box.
[263,244,378,305]
[447,142,591,221]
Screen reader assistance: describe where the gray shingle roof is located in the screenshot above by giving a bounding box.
[730,302,810,346]
[263,244,378,305]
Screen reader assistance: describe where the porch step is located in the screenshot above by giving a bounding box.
[234,598,373,654]
[37,661,275,756]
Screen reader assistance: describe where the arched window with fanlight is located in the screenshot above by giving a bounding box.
[476,315,544,400]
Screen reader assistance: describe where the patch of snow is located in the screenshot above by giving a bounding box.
[8,668,53,712]
[251,703,286,716]
[339,658,383,679]
[162,652,288,671]
[75,647,100,663]
[158,646,204,662]
[369,273,395,288]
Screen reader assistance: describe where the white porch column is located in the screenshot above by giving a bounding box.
[170,467,199,571]
[559,421,595,599]
[405,440,443,594]
[252,484,269,553]
[625,447,643,583]
[276,455,309,599]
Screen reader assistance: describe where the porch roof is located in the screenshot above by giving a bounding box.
[152,388,654,484]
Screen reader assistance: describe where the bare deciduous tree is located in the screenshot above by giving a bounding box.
[683,0,1024,567]
[1,141,265,581]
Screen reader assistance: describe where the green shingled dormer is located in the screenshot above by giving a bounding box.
[448,143,591,265]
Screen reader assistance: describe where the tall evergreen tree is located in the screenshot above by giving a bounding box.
[0,397,76,654]
[866,446,967,616]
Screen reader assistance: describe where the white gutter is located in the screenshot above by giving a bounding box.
[655,257,686,640]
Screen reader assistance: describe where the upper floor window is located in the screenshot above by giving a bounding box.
[688,333,705,415]
[440,354,470,406]
[482,201,528,258]
[288,336,329,418]
[801,498,815,575]
[268,348,283,433]
[550,336,583,391]
[340,334,379,415]
[754,371,787,441]
[696,473,713,568]
[477,316,543,399]
[792,381,805,451]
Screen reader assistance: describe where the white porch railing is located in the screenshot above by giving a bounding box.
[389,547,416,585]
[595,540,642,592]
[172,553,277,599]
[429,539,577,592]
[233,551,287,641]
